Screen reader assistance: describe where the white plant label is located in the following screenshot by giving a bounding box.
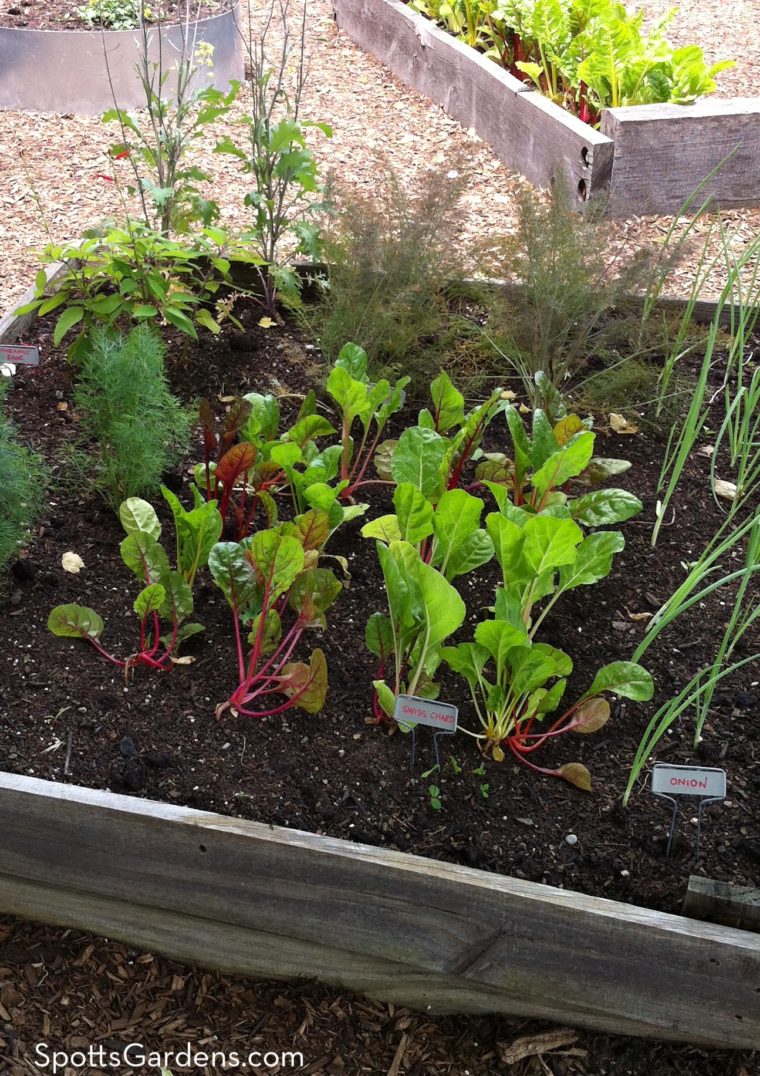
[0,344,40,367]
[651,764,726,799]
[393,694,458,733]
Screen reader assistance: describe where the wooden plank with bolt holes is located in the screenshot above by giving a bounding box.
[0,773,759,1048]
[601,98,760,215]
[331,0,613,200]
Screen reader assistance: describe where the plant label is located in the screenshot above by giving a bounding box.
[651,764,726,799]
[0,344,40,367]
[394,694,458,733]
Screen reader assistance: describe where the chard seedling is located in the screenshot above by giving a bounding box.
[48,498,207,674]
[325,342,409,500]
[365,540,466,725]
[477,405,642,525]
[210,511,341,719]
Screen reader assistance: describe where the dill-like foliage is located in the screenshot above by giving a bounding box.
[74,324,190,509]
[0,380,47,572]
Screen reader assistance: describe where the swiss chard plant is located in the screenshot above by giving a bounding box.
[407,0,733,125]
[197,388,364,542]
[48,498,210,672]
[374,373,507,501]
[209,512,341,719]
[476,405,643,525]
[362,482,494,579]
[363,483,494,722]
[365,539,467,724]
[325,343,409,501]
[440,475,650,784]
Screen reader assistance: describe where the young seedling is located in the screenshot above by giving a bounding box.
[325,342,409,501]
[48,498,208,674]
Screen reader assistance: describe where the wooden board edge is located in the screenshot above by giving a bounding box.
[3,772,760,954]
[0,260,68,345]
[1,871,754,1047]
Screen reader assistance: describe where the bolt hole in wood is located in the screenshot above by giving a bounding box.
[577,178,588,201]
[581,146,590,168]
[199,844,207,853]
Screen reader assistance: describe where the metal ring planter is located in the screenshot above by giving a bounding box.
[0,2,243,114]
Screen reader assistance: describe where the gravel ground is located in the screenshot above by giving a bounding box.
[1,0,760,317]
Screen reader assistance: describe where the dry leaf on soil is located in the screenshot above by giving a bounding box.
[609,412,639,435]
[714,479,738,501]
[499,1027,579,1065]
[61,552,85,573]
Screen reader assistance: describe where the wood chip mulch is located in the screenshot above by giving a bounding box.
[1,918,757,1075]
[2,0,760,319]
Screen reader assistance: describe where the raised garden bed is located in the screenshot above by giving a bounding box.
[0,0,242,113]
[2,770,760,1050]
[331,0,760,216]
[1,275,760,1049]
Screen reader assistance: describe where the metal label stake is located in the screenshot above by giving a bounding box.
[650,763,727,859]
[393,694,458,771]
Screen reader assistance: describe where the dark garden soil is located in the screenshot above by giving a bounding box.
[0,0,227,31]
[1,303,759,925]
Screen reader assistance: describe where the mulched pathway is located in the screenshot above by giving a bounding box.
[1,918,757,1075]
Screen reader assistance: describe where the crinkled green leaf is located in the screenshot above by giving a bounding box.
[119,498,161,541]
[391,427,446,501]
[558,531,624,591]
[583,661,654,701]
[48,604,104,641]
[569,488,642,526]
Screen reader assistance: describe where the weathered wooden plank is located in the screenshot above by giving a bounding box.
[0,261,68,345]
[683,876,760,934]
[331,0,613,198]
[0,773,758,1047]
[602,98,760,216]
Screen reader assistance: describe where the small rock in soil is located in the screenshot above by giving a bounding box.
[565,833,578,846]
[11,558,35,582]
[119,735,139,758]
[143,750,174,769]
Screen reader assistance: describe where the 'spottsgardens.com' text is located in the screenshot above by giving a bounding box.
[34,1042,305,1072]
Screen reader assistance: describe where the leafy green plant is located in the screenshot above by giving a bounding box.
[325,342,409,500]
[408,0,733,122]
[209,514,342,719]
[476,404,642,526]
[314,163,472,379]
[365,539,467,723]
[48,498,205,671]
[215,0,331,314]
[362,483,494,581]
[195,386,363,542]
[442,502,651,784]
[0,381,47,573]
[16,225,250,362]
[78,0,140,29]
[104,65,238,236]
[72,324,191,509]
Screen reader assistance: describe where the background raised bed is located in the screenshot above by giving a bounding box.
[332,0,760,216]
[0,3,243,114]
